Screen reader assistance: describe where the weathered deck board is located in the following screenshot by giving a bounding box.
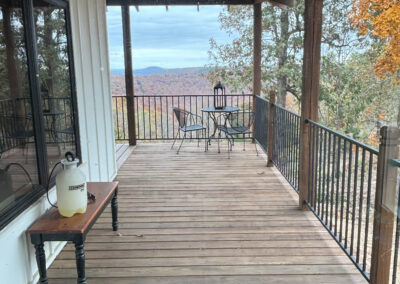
[48,143,367,283]
[115,143,135,169]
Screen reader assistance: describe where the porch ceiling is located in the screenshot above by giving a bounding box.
[106,0,295,8]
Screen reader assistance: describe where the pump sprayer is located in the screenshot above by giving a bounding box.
[56,152,87,217]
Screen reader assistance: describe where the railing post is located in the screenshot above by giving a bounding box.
[370,126,400,284]
[252,2,262,101]
[121,4,137,146]
[267,87,276,167]
[298,0,323,209]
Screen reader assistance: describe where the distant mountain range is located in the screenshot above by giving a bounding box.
[110,66,250,96]
[111,66,211,76]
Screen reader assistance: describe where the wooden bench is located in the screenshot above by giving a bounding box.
[28,181,119,284]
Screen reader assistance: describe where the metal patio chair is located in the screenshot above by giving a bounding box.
[0,114,35,162]
[219,111,259,157]
[171,107,207,154]
[53,114,75,149]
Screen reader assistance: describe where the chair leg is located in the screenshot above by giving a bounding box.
[197,130,200,147]
[217,130,220,154]
[227,139,230,159]
[254,139,259,156]
[204,129,207,152]
[177,132,186,154]
[243,134,246,151]
[171,130,180,150]
[25,140,29,164]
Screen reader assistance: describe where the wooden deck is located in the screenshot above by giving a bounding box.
[47,142,367,283]
[115,143,135,169]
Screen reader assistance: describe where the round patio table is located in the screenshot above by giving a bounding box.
[201,106,240,153]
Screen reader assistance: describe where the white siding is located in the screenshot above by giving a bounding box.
[70,0,117,182]
[0,1,116,283]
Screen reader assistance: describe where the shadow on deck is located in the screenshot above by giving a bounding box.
[47,142,367,283]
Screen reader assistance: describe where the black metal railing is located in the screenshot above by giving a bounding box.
[254,96,269,153]
[112,94,254,141]
[0,97,73,153]
[391,158,400,284]
[253,97,301,190]
[306,119,379,280]
[272,105,301,191]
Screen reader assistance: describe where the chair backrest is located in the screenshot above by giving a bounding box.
[173,107,190,128]
[228,111,255,129]
[0,115,32,138]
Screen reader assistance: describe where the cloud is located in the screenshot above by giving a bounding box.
[106,5,232,69]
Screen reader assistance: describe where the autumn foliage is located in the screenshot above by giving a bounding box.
[349,0,400,79]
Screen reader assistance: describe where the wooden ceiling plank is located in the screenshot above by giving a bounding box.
[107,0,255,6]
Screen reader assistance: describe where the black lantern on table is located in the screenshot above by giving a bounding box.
[213,82,226,110]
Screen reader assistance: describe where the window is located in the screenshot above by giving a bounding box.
[0,0,80,230]
[33,1,78,173]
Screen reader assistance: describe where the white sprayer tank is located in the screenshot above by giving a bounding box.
[56,154,87,217]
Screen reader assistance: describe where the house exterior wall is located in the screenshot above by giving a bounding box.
[0,1,116,283]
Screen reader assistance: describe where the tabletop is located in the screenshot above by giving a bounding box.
[201,106,240,113]
[26,109,65,118]
[28,182,118,236]
[42,109,65,116]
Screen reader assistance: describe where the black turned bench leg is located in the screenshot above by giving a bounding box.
[34,243,48,284]
[74,241,87,284]
[112,187,119,231]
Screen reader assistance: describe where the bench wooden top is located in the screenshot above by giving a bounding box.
[29,182,118,236]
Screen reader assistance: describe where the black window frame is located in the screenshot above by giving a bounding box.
[0,0,81,230]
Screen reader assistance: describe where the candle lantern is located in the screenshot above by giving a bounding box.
[213,82,226,110]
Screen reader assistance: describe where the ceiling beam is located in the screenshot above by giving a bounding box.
[107,0,254,6]
[106,0,294,8]
[256,0,295,8]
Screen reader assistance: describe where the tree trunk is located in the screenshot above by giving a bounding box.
[277,9,289,107]
[42,9,56,110]
[2,7,24,115]
[397,101,400,128]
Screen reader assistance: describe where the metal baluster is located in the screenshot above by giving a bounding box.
[166,96,169,139]
[160,97,163,139]
[321,130,327,220]
[297,117,301,190]
[189,96,192,140]
[291,114,296,186]
[311,124,316,205]
[350,145,359,255]
[356,148,366,263]
[122,96,126,139]
[314,126,320,209]
[326,132,332,226]
[317,126,323,215]
[116,97,120,140]
[363,152,373,272]
[177,96,180,139]
[391,180,400,284]
[142,97,145,139]
[330,134,336,230]
[154,97,157,139]
[335,136,341,234]
[135,96,139,140]
[308,124,315,205]
[339,139,347,242]
[345,142,353,249]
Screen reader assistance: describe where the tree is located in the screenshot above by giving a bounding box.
[207,0,399,144]
[319,47,400,144]
[207,4,304,106]
[349,0,400,79]
[207,0,365,107]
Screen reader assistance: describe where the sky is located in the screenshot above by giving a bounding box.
[106,5,232,70]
